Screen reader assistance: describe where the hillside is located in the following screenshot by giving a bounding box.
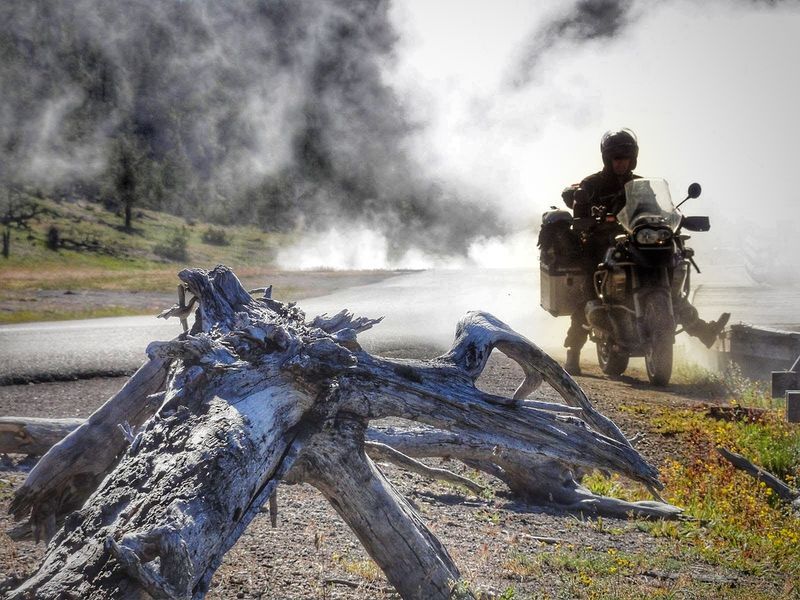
[0,195,391,324]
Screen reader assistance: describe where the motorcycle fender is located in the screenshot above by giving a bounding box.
[633,286,673,319]
[635,289,674,341]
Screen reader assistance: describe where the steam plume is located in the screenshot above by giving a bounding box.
[510,0,637,88]
[509,0,797,89]
[0,0,504,259]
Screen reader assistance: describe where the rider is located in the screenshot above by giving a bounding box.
[561,128,730,375]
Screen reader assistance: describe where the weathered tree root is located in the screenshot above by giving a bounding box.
[367,427,681,519]
[364,440,486,495]
[7,265,678,599]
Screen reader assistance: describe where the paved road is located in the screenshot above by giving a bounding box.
[1,267,798,383]
[0,316,182,384]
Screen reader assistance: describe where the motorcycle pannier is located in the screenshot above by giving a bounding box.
[538,209,587,317]
[540,264,588,317]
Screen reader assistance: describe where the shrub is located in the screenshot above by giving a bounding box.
[201,226,230,246]
[154,227,189,261]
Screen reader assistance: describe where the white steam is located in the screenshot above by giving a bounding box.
[380,0,800,277]
[276,226,539,270]
[24,91,111,184]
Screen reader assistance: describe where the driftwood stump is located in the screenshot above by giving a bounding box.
[7,265,678,599]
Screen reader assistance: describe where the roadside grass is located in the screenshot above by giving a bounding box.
[499,542,772,599]
[2,195,287,265]
[0,306,141,325]
[1,195,403,323]
[669,361,730,399]
[0,195,287,286]
[672,361,784,410]
[721,362,785,410]
[578,380,800,598]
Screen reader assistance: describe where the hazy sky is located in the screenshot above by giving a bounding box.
[375,0,800,268]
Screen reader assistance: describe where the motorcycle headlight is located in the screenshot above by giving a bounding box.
[635,227,671,245]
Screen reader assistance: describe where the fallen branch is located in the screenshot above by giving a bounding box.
[364,441,485,495]
[7,265,676,599]
[0,417,83,456]
[716,446,800,510]
[9,358,170,542]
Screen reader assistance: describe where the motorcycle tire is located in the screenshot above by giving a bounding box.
[643,293,675,386]
[596,342,629,376]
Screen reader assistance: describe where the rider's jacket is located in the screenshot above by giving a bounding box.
[564,168,641,266]
[573,168,640,218]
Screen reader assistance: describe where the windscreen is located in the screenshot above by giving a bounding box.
[617,178,682,232]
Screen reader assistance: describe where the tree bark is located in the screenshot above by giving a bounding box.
[367,427,681,519]
[7,265,674,599]
[9,357,170,542]
[289,419,462,600]
[0,417,83,456]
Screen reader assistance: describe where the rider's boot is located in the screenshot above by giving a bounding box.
[689,312,731,348]
[564,348,582,375]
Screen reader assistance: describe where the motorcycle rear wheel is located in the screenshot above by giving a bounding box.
[643,293,674,386]
[596,342,629,376]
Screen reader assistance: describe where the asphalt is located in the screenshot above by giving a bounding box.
[1,267,798,385]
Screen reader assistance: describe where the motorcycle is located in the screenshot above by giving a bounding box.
[540,178,709,385]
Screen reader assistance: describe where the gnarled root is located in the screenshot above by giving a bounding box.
[8,266,675,599]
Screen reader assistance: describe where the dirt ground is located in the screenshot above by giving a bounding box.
[0,349,768,600]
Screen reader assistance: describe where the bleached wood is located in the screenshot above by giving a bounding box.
[3,416,670,517]
[717,446,799,510]
[368,427,681,519]
[291,420,464,600]
[0,417,83,456]
[8,265,673,599]
[9,358,170,542]
[364,441,485,495]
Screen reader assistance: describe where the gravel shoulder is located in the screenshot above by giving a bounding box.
[0,350,769,599]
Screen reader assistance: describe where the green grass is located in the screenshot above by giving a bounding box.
[586,399,800,592]
[570,368,800,599]
[0,194,303,322]
[582,472,651,504]
[0,194,290,278]
[0,306,142,324]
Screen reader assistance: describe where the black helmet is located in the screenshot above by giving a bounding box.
[600,128,638,170]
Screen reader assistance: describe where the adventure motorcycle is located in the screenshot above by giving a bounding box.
[539,178,709,385]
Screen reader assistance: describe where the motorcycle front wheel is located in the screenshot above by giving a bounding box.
[596,342,629,376]
[643,293,675,386]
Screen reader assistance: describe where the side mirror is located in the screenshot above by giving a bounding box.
[676,182,702,210]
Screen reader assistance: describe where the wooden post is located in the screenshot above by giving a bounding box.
[786,390,800,424]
